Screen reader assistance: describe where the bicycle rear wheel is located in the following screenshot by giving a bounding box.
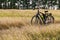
[45,16,54,24]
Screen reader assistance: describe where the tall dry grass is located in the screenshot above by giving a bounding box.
[0,17,31,29]
[0,24,60,40]
[0,9,60,40]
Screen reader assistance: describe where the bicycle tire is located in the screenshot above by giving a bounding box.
[46,15,54,24]
[31,15,42,24]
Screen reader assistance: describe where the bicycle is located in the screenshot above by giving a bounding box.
[31,10,54,25]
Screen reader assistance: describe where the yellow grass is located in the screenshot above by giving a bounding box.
[0,9,60,40]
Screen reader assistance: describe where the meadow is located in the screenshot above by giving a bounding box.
[0,9,60,40]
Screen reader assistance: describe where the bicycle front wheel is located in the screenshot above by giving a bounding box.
[31,15,41,24]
